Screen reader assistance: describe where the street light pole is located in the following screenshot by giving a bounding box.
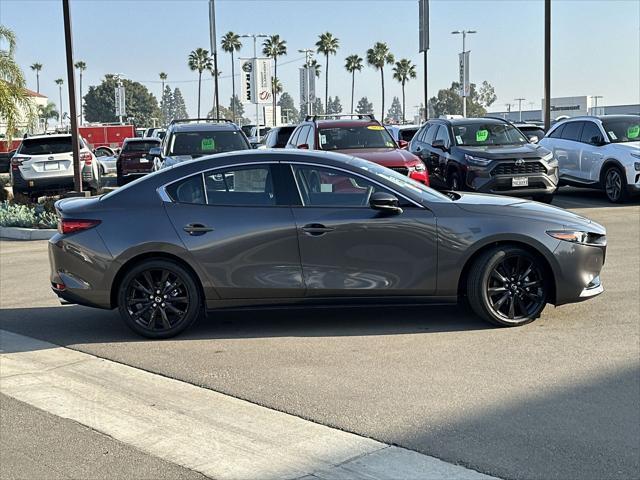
[515,98,526,121]
[451,29,476,117]
[298,49,314,116]
[62,0,81,193]
[544,0,551,130]
[240,33,268,141]
[209,0,220,119]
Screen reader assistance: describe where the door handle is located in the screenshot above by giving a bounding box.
[301,223,335,236]
[183,223,214,235]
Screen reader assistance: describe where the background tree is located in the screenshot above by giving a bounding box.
[312,97,324,116]
[429,81,490,118]
[188,48,212,118]
[327,96,343,115]
[160,85,173,124]
[478,80,497,108]
[277,92,298,124]
[30,62,42,93]
[54,78,64,126]
[38,101,58,130]
[84,74,161,126]
[355,96,374,115]
[221,31,242,122]
[392,58,416,123]
[262,34,287,126]
[74,60,87,124]
[315,32,339,113]
[172,87,188,119]
[1,27,35,142]
[229,95,246,123]
[386,96,403,123]
[344,54,363,114]
[366,42,394,121]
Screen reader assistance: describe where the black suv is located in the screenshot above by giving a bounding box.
[410,117,558,202]
[151,118,250,170]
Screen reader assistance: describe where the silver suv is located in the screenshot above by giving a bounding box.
[10,134,101,198]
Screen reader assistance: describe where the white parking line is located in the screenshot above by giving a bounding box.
[0,330,496,480]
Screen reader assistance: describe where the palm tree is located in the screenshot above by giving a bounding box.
[344,55,363,114]
[38,101,59,130]
[392,59,417,123]
[315,32,339,113]
[221,32,242,122]
[30,62,43,93]
[366,42,394,121]
[188,48,212,118]
[159,72,167,97]
[74,61,86,125]
[262,34,287,126]
[55,78,64,127]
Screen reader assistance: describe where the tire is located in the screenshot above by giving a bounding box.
[533,193,554,204]
[117,259,203,339]
[448,170,462,191]
[603,166,629,203]
[466,246,548,327]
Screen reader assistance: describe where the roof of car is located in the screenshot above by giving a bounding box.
[23,133,71,140]
[314,119,380,128]
[170,122,241,132]
[445,117,510,126]
[385,124,420,130]
[124,137,161,143]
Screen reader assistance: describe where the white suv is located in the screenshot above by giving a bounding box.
[539,115,640,202]
[10,134,101,198]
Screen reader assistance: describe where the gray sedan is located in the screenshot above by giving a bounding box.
[49,150,606,338]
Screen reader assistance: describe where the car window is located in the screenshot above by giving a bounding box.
[580,122,604,144]
[305,126,316,148]
[292,164,392,207]
[548,123,564,138]
[288,127,302,146]
[601,116,640,143]
[19,137,83,155]
[424,124,439,145]
[400,128,418,142]
[275,127,295,147]
[416,124,431,143]
[123,141,160,153]
[560,122,584,142]
[452,122,528,146]
[203,166,275,206]
[435,125,450,145]
[168,130,248,156]
[296,126,311,147]
[318,124,396,150]
[166,174,206,205]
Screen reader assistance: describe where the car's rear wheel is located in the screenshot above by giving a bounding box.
[117,259,202,339]
[467,246,548,327]
[448,170,462,191]
[603,166,628,203]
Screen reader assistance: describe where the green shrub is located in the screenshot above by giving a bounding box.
[0,175,10,187]
[0,201,58,229]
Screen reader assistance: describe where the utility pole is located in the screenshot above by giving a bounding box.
[544,0,551,130]
[240,34,268,141]
[209,0,220,118]
[515,98,526,121]
[451,29,476,117]
[298,49,314,116]
[62,0,81,193]
[419,0,430,120]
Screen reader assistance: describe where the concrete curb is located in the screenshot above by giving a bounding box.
[0,226,56,240]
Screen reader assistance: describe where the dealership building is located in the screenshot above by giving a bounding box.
[487,96,639,122]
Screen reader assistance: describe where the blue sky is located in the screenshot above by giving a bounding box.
[2,0,639,122]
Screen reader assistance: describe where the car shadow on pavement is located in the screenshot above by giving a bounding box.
[553,187,640,209]
[0,303,491,348]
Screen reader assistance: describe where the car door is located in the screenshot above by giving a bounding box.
[578,121,606,182]
[559,121,585,180]
[410,124,431,163]
[163,163,304,299]
[286,162,438,297]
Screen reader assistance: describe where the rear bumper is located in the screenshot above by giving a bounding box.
[12,167,98,193]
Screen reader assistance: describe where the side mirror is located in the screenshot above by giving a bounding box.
[297,144,309,150]
[432,139,448,151]
[251,143,260,149]
[397,139,409,149]
[369,191,403,214]
[148,147,162,158]
[528,135,539,144]
[591,136,606,146]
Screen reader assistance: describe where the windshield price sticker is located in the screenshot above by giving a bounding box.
[476,129,489,142]
[319,134,327,145]
[201,138,215,151]
[608,131,618,140]
[456,135,463,144]
[628,125,640,139]
[367,125,385,131]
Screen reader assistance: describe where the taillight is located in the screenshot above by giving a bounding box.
[80,151,93,165]
[11,156,28,170]
[57,219,101,234]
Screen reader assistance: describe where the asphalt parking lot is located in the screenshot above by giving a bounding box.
[1,188,638,480]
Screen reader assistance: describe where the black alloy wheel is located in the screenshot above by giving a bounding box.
[604,166,627,203]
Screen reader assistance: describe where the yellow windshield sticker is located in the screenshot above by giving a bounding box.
[627,125,639,139]
[201,138,215,151]
[476,129,489,142]
[367,125,385,131]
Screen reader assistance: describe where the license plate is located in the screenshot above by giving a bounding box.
[139,158,149,163]
[44,162,59,171]
[512,177,528,187]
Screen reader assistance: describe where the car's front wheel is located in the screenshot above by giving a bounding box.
[603,165,628,203]
[117,259,202,338]
[467,246,548,327]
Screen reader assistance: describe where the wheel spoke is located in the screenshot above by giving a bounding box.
[133,280,152,295]
[162,280,183,295]
[508,296,515,318]
[493,292,509,309]
[518,262,533,281]
[165,303,183,315]
[522,280,541,288]
[159,270,170,286]
[143,271,155,291]
[159,308,172,329]
[488,286,507,294]
[128,297,150,305]
[491,270,508,283]
[167,296,188,303]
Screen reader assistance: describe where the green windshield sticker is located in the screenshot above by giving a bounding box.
[476,129,489,142]
[628,125,640,139]
[201,138,215,151]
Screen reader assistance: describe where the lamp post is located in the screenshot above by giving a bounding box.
[451,29,476,117]
[298,49,314,116]
[209,0,220,119]
[515,97,526,121]
[240,33,268,141]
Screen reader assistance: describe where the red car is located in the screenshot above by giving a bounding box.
[116,138,161,186]
[285,114,429,185]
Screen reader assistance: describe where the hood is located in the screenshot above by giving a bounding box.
[336,147,420,167]
[457,142,550,159]
[453,192,604,232]
[608,141,640,152]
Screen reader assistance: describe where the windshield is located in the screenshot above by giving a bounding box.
[345,156,451,203]
[319,125,397,150]
[123,141,159,153]
[168,131,249,156]
[452,122,529,146]
[601,117,640,143]
[19,137,84,155]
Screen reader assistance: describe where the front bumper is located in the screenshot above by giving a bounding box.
[467,171,558,196]
[553,240,606,305]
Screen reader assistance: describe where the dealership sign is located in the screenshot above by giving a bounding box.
[458,52,470,97]
[114,86,126,117]
[239,57,272,105]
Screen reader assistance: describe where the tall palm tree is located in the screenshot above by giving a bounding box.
[392,59,417,124]
[221,32,242,122]
[315,32,339,113]
[262,34,287,126]
[344,54,363,114]
[38,101,59,130]
[188,48,212,118]
[55,78,64,127]
[74,61,87,125]
[30,62,43,93]
[366,42,394,121]
[1,27,34,140]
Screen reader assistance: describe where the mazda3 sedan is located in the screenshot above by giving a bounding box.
[49,150,606,338]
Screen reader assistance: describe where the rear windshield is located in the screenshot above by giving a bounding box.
[275,127,295,146]
[19,137,82,155]
[123,141,160,153]
[168,131,249,156]
[399,128,418,142]
[318,124,396,150]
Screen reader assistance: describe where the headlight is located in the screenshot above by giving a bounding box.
[541,152,554,162]
[547,230,606,246]
[464,154,492,166]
